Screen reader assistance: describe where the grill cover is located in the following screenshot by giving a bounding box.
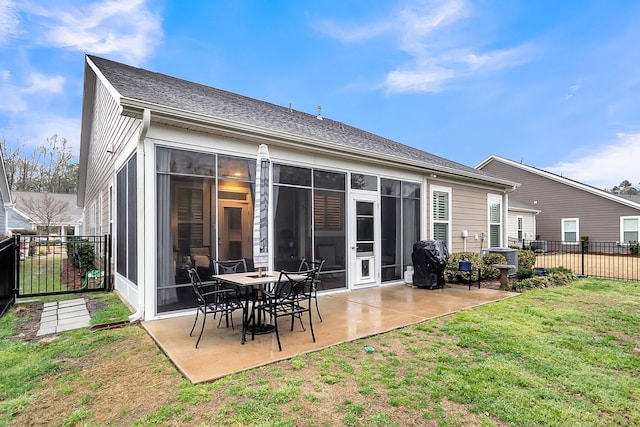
[411,240,449,289]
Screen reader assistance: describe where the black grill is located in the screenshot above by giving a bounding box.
[411,240,449,289]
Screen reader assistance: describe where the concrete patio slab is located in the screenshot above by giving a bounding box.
[143,284,519,383]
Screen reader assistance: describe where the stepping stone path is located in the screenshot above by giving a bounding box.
[37,298,91,336]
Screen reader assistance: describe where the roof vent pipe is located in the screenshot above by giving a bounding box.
[317,105,323,120]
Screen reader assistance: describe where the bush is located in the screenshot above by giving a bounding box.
[446,252,483,282]
[11,228,37,235]
[67,239,96,278]
[518,249,536,269]
[481,253,507,279]
[546,266,572,275]
[511,271,578,292]
[630,241,640,256]
[516,268,539,281]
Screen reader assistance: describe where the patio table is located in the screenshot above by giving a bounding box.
[212,271,305,344]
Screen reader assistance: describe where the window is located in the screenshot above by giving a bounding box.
[562,218,579,243]
[351,173,377,191]
[431,186,451,248]
[381,179,421,282]
[621,216,639,243]
[116,154,137,284]
[517,216,524,241]
[488,195,502,248]
[273,166,347,290]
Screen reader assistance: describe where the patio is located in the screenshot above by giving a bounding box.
[143,283,519,383]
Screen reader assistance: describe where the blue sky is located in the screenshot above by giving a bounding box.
[1,0,639,190]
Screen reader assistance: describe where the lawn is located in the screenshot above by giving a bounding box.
[18,254,66,295]
[2,279,640,426]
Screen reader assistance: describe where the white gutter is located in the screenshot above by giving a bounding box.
[129,108,151,323]
[118,98,520,190]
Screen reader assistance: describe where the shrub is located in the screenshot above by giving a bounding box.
[510,271,577,292]
[67,239,96,278]
[518,249,536,269]
[446,252,483,282]
[546,266,572,275]
[481,253,507,279]
[630,241,640,256]
[11,228,37,235]
[516,268,539,281]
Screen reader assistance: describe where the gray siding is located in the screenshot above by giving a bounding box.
[8,210,32,230]
[429,180,505,253]
[85,78,140,233]
[480,159,640,242]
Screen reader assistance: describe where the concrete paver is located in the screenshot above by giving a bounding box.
[36,298,91,336]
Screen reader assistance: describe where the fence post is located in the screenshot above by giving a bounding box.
[581,239,587,276]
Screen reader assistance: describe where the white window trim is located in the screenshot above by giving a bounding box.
[517,215,524,241]
[561,218,580,244]
[620,216,640,244]
[430,185,451,247]
[487,194,502,248]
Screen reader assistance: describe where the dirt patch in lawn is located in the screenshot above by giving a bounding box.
[8,286,507,426]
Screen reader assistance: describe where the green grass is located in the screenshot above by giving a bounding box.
[18,255,66,295]
[0,292,132,426]
[2,279,640,426]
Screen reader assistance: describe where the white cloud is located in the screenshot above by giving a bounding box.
[0,69,65,112]
[316,19,394,43]
[546,133,640,189]
[0,0,20,44]
[0,69,28,112]
[23,71,65,93]
[318,0,532,94]
[20,0,162,65]
[1,111,81,156]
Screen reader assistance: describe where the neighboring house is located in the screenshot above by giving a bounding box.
[477,155,640,244]
[78,55,518,321]
[0,150,13,236]
[11,192,83,237]
[507,199,540,247]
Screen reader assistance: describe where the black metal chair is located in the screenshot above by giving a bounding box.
[187,268,244,348]
[213,259,248,275]
[298,258,325,322]
[253,269,316,351]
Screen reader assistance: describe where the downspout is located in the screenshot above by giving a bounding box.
[129,108,151,323]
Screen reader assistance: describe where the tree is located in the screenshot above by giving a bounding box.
[20,193,72,234]
[0,134,78,193]
[610,180,639,195]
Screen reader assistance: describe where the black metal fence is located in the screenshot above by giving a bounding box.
[523,239,640,281]
[17,234,112,297]
[0,236,17,316]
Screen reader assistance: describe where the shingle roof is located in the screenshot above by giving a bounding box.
[12,192,83,223]
[87,55,511,184]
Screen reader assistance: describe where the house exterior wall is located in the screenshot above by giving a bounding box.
[428,179,508,253]
[507,210,537,245]
[480,159,640,242]
[8,210,32,230]
[83,77,141,304]
[81,63,515,320]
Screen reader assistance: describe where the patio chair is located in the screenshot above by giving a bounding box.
[213,259,248,275]
[298,258,325,322]
[253,269,316,351]
[187,268,244,348]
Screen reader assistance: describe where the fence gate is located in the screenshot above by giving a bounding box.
[16,234,112,298]
[0,236,17,316]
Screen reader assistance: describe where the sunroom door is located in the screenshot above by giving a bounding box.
[350,193,379,288]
